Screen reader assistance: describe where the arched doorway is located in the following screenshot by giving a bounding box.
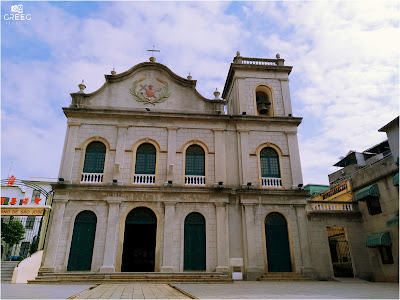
[67,210,97,271]
[265,212,292,272]
[122,207,157,272]
[184,212,206,271]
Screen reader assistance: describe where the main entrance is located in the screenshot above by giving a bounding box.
[184,212,206,271]
[265,212,292,272]
[121,207,157,272]
[67,210,97,271]
[327,227,354,277]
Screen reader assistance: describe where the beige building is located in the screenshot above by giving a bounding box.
[39,52,316,281]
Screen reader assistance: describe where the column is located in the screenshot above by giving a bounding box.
[243,203,262,280]
[100,200,121,272]
[287,132,303,188]
[59,123,80,182]
[238,130,250,185]
[161,202,176,272]
[215,203,229,273]
[40,199,68,272]
[243,204,257,269]
[280,79,293,116]
[166,127,177,183]
[295,204,315,278]
[213,129,226,184]
[114,126,128,183]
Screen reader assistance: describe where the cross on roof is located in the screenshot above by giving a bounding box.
[147,45,160,57]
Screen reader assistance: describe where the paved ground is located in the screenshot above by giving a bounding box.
[175,281,399,299]
[71,283,190,299]
[2,280,399,299]
[1,283,93,299]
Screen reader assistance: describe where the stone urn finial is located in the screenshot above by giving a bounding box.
[149,56,156,62]
[214,88,221,99]
[236,51,241,57]
[111,68,116,75]
[187,72,192,80]
[78,79,86,93]
[276,53,280,59]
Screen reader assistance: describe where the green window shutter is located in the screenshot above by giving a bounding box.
[135,143,156,174]
[185,145,205,176]
[260,147,280,178]
[83,142,106,173]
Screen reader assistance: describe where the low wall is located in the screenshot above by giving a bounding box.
[11,250,43,284]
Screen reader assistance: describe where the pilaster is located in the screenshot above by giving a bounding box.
[213,129,226,185]
[215,203,229,273]
[286,132,303,188]
[167,127,177,183]
[59,123,80,182]
[238,130,250,185]
[114,125,128,183]
[160,202,176,272]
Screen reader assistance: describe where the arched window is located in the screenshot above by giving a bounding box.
[185,145,206,186]
[133,143,157,185]
[81,141,106,183]
[260,147,282,188]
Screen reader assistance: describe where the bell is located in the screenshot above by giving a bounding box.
[258,103,268,114]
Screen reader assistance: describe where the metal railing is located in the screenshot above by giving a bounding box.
[80,173,103,184]
[133,174,156,185]
[262,177,282,188]
[185,175,206,186]
[311,202,354,211]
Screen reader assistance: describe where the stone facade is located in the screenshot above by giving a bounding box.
[41,53,313,281]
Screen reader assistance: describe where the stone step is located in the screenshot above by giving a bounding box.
[258,272,312,281]
[29,278,233,284]
[1,262,19,282]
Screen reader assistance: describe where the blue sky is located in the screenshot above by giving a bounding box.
[1,1,399,184]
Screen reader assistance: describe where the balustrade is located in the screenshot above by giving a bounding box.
[185,175,206,186]
[133,174,156,185]
[262,177,282,188]
[80,173,103,184]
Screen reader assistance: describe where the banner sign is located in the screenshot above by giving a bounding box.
[1,205,51,216]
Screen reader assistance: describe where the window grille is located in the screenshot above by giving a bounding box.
[83,142,106,173]
[185,145,205,176]
[135,143,156,175]
[260,147,280,178]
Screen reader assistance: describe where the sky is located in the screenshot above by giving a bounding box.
[1,1,399,185]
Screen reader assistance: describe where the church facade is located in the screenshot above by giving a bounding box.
[40,53,315,281]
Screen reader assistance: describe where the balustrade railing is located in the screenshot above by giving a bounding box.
[185,175,206,186]
[133,174,156,185]
[80,173,103,184]
[241,57,278,66]
[262,177,282,188]
[311,202,354,211]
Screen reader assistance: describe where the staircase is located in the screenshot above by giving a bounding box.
[1,261,19,283]
[29,272,233,284]
[258,272,312,281]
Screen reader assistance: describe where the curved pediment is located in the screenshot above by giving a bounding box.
[70,62,224,113]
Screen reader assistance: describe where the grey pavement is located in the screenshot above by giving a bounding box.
[1,283,94,299]
[175,280,399,299]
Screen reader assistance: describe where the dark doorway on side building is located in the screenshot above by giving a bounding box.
[327,226,354,277]
[122,207,157,272]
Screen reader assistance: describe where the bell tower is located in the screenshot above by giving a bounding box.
[222,52,293,117]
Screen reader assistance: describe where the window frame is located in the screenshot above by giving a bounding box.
[25,216,35,229]
[366,196,382,215]
[254,85,275,117]
[257,144,284,189]
[379,246,394,264]
[131,139,160,186]
[181,141,209,187]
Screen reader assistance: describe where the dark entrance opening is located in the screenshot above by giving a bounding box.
[121,207,157,272]
[184,212,206,271]
[265,212,292,272]
[327,227,354,277]
[67,210,97,271]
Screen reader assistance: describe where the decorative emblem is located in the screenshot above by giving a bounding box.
[130,77,171,105]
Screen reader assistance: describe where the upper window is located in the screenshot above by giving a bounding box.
[185,145,205,176]
[83,141,106,173]
[135,143,156,175]
[260,147,280,178]
[31,190,41,203]
[25,216,35,229]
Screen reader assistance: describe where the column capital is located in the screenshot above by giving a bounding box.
[53,199,68,205]
[237,129,250,133]
[163,202,177,207]
[167,126,178,131]
[107,199,122,205]
[117,125,129,129]
[212,128,225,132]
[215,202,226,208]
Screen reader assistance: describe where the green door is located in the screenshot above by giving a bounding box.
[67,211,97,271]
[122,207,157,272]
[265,212,292,272]
[184,212,206,271]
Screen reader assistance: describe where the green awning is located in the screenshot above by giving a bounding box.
[355,184,380,202]
[393,173,399,186]
[387,215,399,227]
[365,232,392,248]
